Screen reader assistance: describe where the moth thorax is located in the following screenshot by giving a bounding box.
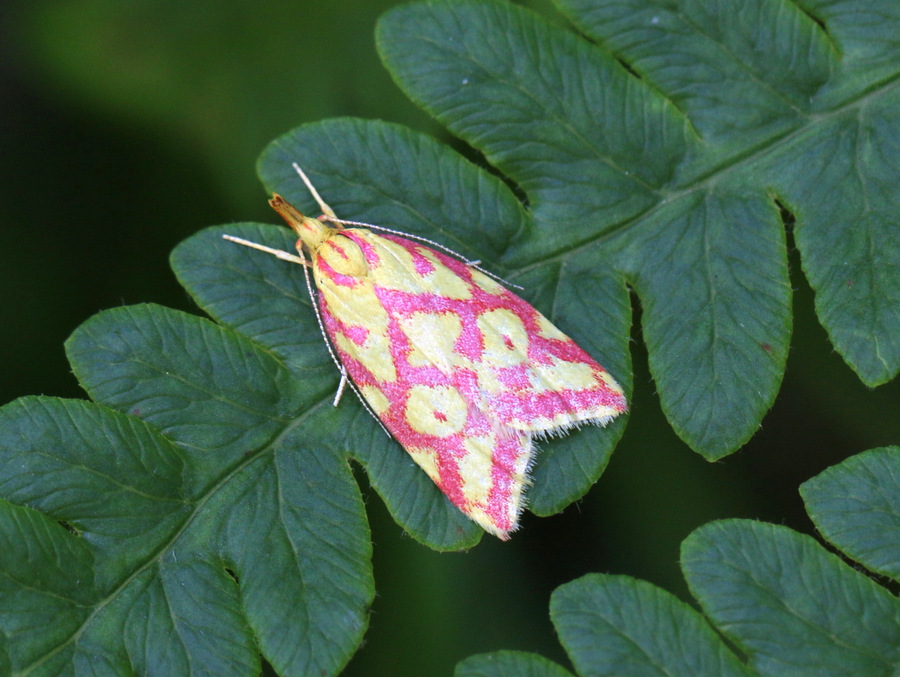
[294,214,331,251]
[318,234,369,278]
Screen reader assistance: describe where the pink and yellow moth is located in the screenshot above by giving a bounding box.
[224,164,627,539]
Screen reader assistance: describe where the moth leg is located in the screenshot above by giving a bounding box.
[332,368,349,407]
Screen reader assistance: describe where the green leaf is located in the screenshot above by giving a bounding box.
[460,452,900,676]
[0,303,376,675]
[0,397,191,590]
[800,445,900,580]
[374,0,900,458]
[682,519,900,676]
[0,491,96,673]
[455,650,574,677]
[65,304,305,483]
[550,574,750,677]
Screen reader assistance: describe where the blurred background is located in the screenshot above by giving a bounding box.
[2,0,898,674]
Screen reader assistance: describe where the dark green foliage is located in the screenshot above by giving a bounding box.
[466,447,900,676]
[1,0,898,674]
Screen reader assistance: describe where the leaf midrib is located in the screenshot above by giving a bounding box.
[507,77,900,278]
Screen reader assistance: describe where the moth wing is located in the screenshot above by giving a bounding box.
[465,275,627,434]
[314,230,533,538]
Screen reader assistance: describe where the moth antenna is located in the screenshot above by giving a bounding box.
[293,162,337,220]
[320,215,523,290]
[222,234,309,266]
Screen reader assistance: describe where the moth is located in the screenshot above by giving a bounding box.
[224,164,626,539]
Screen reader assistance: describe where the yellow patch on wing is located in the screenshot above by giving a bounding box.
[399,311,465,370]
[404,384,468,437]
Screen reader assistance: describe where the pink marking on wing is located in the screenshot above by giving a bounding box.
[491,384,627,424]
[373,235,439,275]
[539,336,601,365]
[376,286,488,362]
[454,314,485,362]
[327,239,352,262]
[494,364,532,390]
[447,369,481,411]
[408,244,436,276]
[341,231,381,266]
[316,257,360,289]
[388,237,475,280]
[484,435,523,532]
[343,324,369,346]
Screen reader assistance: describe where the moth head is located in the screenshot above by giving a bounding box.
[269,193,332,252]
